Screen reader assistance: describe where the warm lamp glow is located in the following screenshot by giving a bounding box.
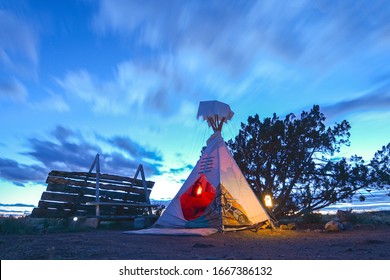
[264,195,273,207]
[195,185,203,196]
[192,183,203,197]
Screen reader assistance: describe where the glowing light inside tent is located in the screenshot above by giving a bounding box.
[181,174,216,221]
[73,217,78,222]
[264,195,273,207]
[194,185,203,197]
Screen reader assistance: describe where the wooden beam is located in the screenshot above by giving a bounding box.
[46,177,153,194]
[45,184,149,203]
[48,170,155,188]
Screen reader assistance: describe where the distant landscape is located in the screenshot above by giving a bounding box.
[1,192,389,218]
[0,200,171,217]
[0,203,36,217]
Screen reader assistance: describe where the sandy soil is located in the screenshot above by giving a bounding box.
[1,225,390,260]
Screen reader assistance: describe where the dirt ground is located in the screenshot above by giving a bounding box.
[1,224,390,260]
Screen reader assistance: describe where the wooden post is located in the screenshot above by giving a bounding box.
[217,185,224,233]
[95,154,100,217]
[85,154,100,217]
[133,164,152,214]
[139,165,150,203]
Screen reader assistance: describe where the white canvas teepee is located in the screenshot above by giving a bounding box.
[155,100,272,232]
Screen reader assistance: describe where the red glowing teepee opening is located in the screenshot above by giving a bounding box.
[180,174,215,221]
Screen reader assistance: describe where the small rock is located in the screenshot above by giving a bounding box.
[325,220,344,231]
[287,223,297,230]
[332,217,341,223]
[342,221,353,231]
[192,243,215,248]
[279,224,289,230]
[365,239,385,245]
[337,210,349,222]
[83,218,99,229]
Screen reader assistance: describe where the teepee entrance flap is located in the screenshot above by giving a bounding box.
[180,174,216,221]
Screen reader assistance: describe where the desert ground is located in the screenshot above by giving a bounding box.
[1,223,390,260]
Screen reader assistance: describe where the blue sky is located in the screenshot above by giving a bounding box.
[1,0,389,206]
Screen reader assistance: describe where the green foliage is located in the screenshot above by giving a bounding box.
[302,212,323,224]
[0,217,68,234]
[228,105,390,217]
[346,211,390,226]
[369,143,390,188]
[343,212,359,224]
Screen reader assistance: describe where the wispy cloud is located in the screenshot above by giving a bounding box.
[102,135,163,162]
[0,77,27,102]
[0,9,40,106]
[25,128,102,172]
[28,93,69,112]
[92,0,258,74]
[0,125,163,186]
[0,158,47,186]
[169,164,194,175]
[89,0,390,116]
[0,10,39,73]
[323,84,390,120]
[57,56,184,116]
[93,0,390,71]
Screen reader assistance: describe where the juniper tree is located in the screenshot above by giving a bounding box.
[228,105,389,217]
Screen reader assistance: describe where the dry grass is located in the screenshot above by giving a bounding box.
[0,217,70,234]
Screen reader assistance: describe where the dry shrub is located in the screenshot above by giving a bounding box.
[302,212,323,224]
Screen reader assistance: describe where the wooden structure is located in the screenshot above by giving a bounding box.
[31,154,157,225]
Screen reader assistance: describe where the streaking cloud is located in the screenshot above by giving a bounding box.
[0,126,163,187]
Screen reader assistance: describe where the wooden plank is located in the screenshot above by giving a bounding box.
[91,205,145,216]
[99,173,154,188]
[46,177,152,195]
[85,202,154,215]
[95,215,136,221]
[46,175,153,191]
[39,192,149,208]
[36,201,95,216]
[40,191,95,204]
[45,183,89,195]
[40,191,149,204]
[36,200,146,216]
[89,214,158,221]
[38,200,92,211]
[31,203,152,218]
[86,202,155,207]
[30,207,87,218]
[46,183,148,202]
[48,170,155,188]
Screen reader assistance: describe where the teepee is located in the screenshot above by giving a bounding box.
[155,100,272,231]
